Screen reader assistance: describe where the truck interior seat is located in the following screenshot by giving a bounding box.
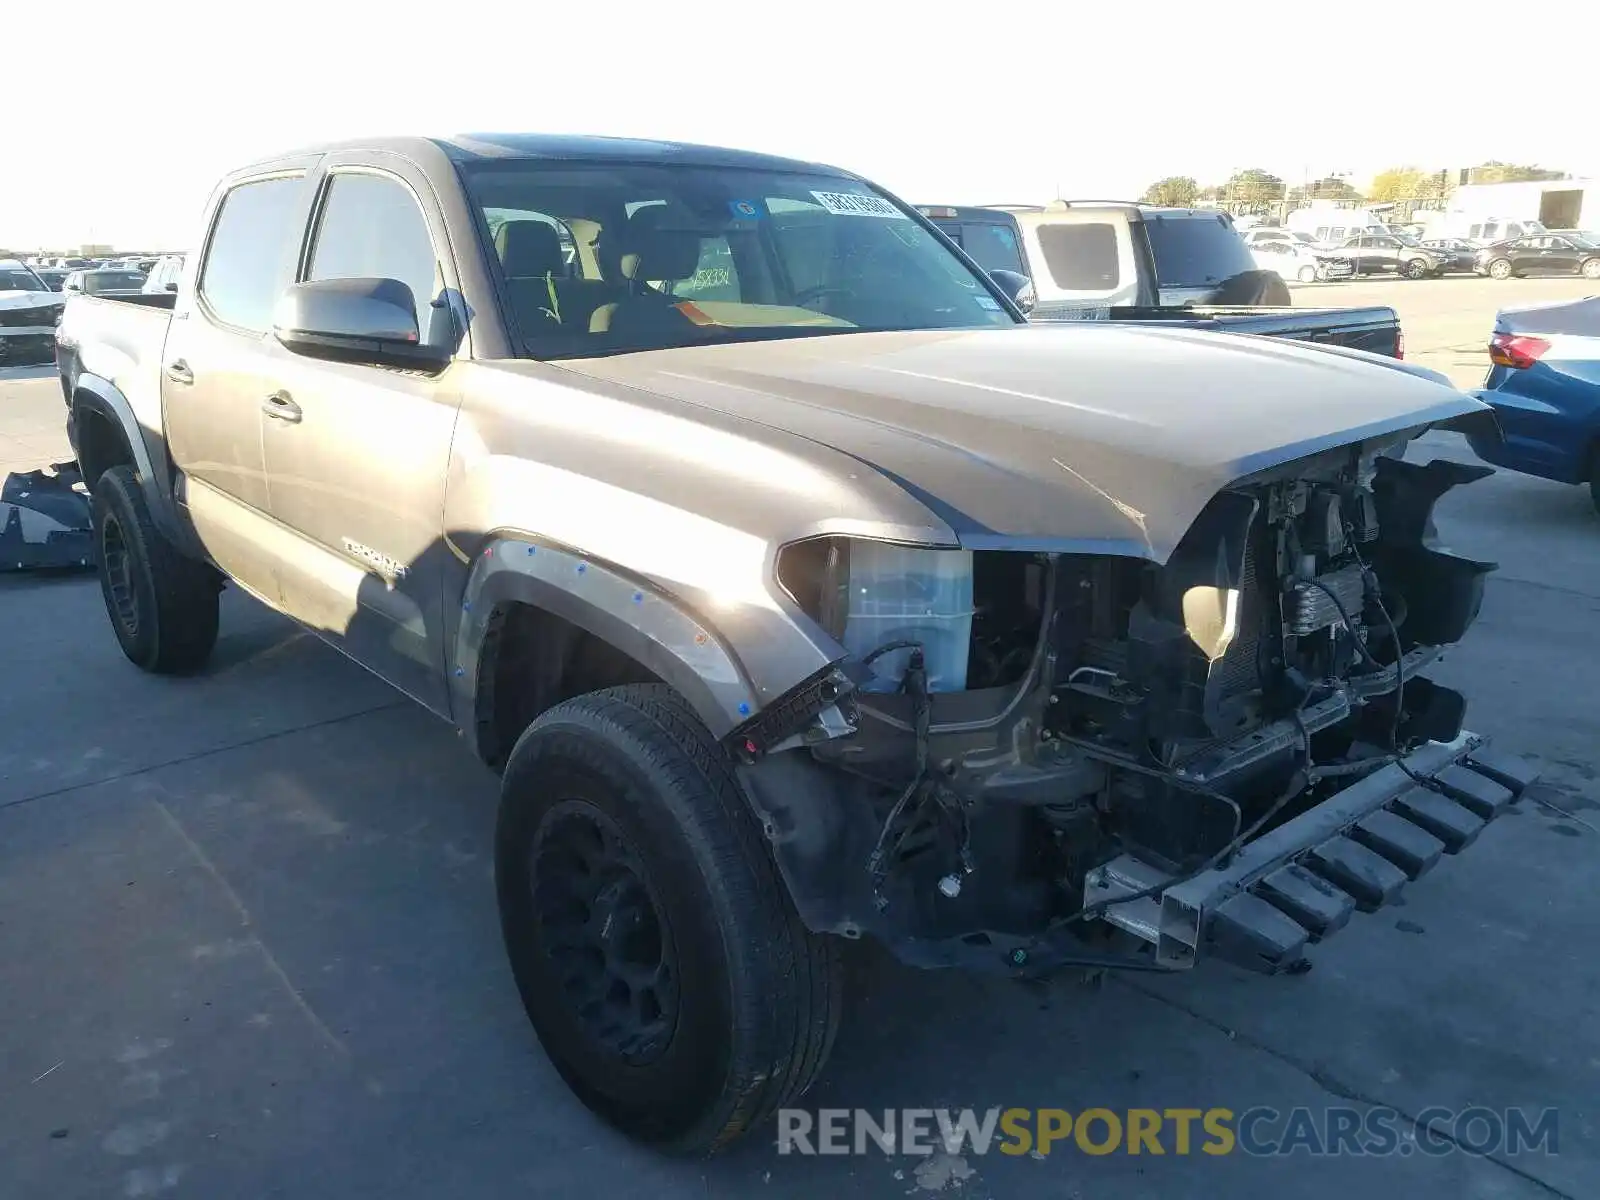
[493,219,615,340]
[589,207,702,336]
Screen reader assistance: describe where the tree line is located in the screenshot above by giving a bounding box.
[1139,162,1569,209]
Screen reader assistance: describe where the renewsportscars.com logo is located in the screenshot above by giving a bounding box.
[777,1106,1560,1159]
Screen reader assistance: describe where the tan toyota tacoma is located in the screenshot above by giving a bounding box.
[56,133,1537,1154]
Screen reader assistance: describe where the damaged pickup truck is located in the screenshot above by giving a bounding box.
[56,134,1537,1155]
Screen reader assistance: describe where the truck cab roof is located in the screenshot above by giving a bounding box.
[240,133,856,180]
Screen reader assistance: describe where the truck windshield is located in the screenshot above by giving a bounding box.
[0,269,47,292]
[463,161,1018,359]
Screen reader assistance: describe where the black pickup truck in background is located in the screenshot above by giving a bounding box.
[918,201,1404,359]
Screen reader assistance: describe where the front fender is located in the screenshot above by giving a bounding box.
[450,535,764,745]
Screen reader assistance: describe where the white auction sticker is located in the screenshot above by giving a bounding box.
[810,190,907,219]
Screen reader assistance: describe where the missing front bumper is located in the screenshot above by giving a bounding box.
[1083,733,1539,974]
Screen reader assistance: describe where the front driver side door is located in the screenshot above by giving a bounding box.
[260,158,464,715]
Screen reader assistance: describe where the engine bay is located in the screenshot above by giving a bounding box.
[756,435,1498,960]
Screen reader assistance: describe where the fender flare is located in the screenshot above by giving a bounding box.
[70,374,182,540]
[450,535,762,749]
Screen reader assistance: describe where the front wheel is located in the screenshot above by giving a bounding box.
[1401,258,1428,280]
[90,465,220,674]
[1581,257,1600,280]
[1488,258,1514,280]
[1297,264,1317,283]
[495,683,842,1153]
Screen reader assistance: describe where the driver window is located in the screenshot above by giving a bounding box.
[308,171,444,344]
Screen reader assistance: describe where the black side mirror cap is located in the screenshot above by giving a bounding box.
[988,269,1035,316]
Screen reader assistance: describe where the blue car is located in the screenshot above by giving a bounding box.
[1467,295,1600,512]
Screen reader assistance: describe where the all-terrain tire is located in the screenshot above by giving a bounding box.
[90,465,220,674]
[495,683,842,1154]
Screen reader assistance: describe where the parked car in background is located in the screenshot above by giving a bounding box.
[0,259,66,365]
[1419,239,1479,272]
[61,269,150,298]
[1475,234,1600,280]
[140,254,186,294]
[1250,238,1353,283]
[1544,230,1600,249]
[1466,296,1600,512]
[34,268,71,291]
[1322,233,1448,279]
[917,201,1294,313]
[1241,227,1319,249]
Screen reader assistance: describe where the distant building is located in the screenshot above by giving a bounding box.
[1438,178,1600,232]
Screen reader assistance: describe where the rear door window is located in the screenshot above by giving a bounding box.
[198,175,309,332]
[1035,222,1119,289]
[1142,213,1257,288]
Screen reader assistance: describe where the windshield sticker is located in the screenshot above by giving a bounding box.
[728,199,763,220]
[973,295,1001,311]
[810,190,908,219]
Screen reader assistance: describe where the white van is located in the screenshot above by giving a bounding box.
[1285,207,1392,244]
[1417,212,1546,246]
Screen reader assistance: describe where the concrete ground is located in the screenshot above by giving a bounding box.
[1,276,1595,1199]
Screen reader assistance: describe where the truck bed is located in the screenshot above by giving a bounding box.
[54,292,176,485]
[1034,303,1403,359]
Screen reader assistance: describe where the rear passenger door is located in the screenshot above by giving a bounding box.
[260,156,464,714]
[163,166,317,603]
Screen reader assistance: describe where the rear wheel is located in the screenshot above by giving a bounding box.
[90,465,220,674]
[1581,257,1600,280]
[495,683,842,1153]
[1488,258,1514,280]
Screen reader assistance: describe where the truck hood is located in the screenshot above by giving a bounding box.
[554,324,1486,560]
[0,291,62,311]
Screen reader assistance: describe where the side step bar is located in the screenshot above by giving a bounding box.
[1083,734,1539,974]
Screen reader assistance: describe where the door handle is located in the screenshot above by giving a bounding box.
[165,360,194,385]
[262,392,302,423]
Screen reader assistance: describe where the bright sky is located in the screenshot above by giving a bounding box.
[8,1,1598,250]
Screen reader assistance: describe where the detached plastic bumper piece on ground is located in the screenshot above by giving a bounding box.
[0,461,95,571]
[1084,735,1539,974]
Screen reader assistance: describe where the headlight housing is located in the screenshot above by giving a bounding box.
[777,537,975,693]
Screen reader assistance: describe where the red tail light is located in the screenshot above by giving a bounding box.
[1395,330,1405,360]
[1489,331,1550,369]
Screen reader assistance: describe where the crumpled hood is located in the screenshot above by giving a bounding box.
[0,290,62,313]
[558,324,1486,560]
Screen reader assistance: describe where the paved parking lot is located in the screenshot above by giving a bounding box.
[2,276,1595,1199]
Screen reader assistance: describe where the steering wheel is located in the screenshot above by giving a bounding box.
[790,285,853,310]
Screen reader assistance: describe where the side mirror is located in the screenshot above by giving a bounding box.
[272,277,449,370]
[988,269,1035,316]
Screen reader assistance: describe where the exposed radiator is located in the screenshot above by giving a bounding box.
[1289,563,1366,636]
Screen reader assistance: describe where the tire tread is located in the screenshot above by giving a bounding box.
[92,465,219,674]
[500,683,841,1153]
